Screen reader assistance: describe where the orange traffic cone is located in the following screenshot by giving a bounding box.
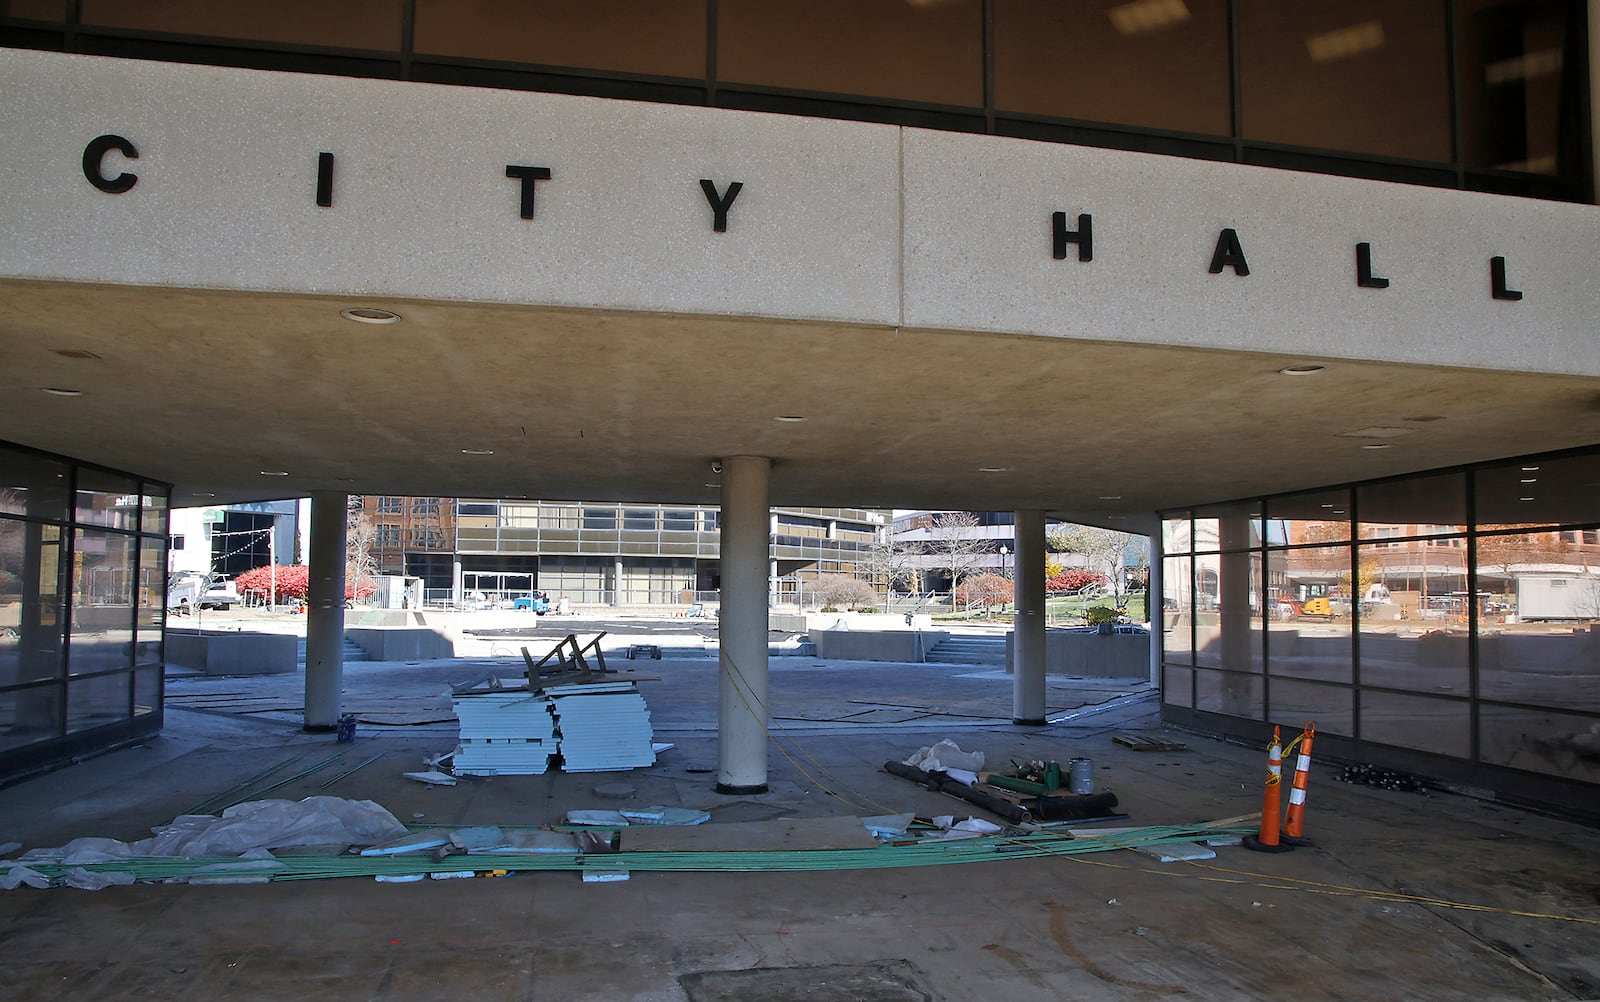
[1282,722,1315,846]
[1244,725,1294,853]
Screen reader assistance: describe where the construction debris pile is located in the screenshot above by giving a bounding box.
[1336,763,1427,792]
[884,739,1121,825]
[0,792,1255,890]
[449,681,656,777]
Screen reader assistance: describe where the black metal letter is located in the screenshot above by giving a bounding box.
[505,165,553,220]
[1051,211,1093,262]
[82,134,138,194]
[316,151,334,208]
[700,179,743,233]
[1491,256,1523,301]
[1208,228,1249,276]
[1356,242,1389,289]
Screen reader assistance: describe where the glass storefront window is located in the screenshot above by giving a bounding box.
[993,0,1230,136]
[1267,678,1353,737]
[1161,515,1192,555]
[1196,668,1263,719]
[1479,703,1600,784]
[139,485,168,536]
[0,444,71,522]
[0,519,66,688]
[415,0,705,78]
[135,536,164,670]
[1238,0,1451,161]
[1265,489,1351,544]
[1358,472,1467,537]
[717,0,983,107]
[1475,452,1600,527]
[1193,501,1263,553]
[1161,555,1193,666]
[74,468,139,530]
[133,666,161,719]
[0,684,62,752]
[69,529,135,677]
[1360,690,1471,757]
[1267,547,1352,684]
[1163,665,1194,707]
[1359,542,1469,693]
[65,671,130,734]
[1456,0,1585,177]
[1193,551,1261,672]
[623,509,658,531]
[1476,529,1600,712]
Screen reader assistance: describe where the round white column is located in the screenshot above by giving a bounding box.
[717,456,772,793]
[304,491,348,731]
[1012,509,1047,724]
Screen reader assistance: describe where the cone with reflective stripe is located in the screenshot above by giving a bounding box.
[1282,721,1315,846]
[1243,725,1294,853]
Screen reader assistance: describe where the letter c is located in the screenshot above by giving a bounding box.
[83,134,139,194]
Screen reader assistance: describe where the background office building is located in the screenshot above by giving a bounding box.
[1,1,1597,815]
[356,495,884,606]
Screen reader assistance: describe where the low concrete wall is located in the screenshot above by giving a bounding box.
[811,629,948,662]
[166,629,298,675]
[1006,629,1150,678]
[345,627,455,661]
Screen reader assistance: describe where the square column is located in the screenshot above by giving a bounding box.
[717,456,771,794]
[1012,509,1047,724]
[304,491,347,731]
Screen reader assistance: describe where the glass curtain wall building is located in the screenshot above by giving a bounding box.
[1160,446,1600,816]
[0,442,169,778]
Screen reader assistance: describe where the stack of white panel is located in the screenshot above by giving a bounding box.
[549,681,656,772]
[452,691,557,775]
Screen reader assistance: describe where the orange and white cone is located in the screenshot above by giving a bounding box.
[1282,722,1315,846]
[1244,725,1294,853]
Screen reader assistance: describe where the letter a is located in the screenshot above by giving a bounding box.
[1208,228,1249,276]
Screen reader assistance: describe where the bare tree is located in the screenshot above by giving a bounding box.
[928,512,989,608]
[1048,523,1143,612]
[862,526,919,611]
[809,574,878,611]
[346,499,379,604]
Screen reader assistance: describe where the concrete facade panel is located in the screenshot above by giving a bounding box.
[0,49,901,325]
[900,129,1600,377]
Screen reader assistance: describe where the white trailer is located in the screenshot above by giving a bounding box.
[1516,574,1600,621]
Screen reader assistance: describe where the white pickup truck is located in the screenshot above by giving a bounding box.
[169,571,242,612]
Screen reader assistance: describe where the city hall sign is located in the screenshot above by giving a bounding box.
[81,133,1527,302]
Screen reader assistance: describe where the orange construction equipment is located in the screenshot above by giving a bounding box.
[1282,721,1316,845]
[1243,725,1294,853]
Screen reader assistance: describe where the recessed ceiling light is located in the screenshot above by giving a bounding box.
[772,415,807,423]
[1098,496,1122,501]
[979,467,1009,473]
[340,307,401,324]
[40,387,82,396]
[1521,466,1540,472]
[1360,443,1391,450]
[461,449,495,456]
[1279,364,1326,376]
[704,482,721,489]
[52,349,101,360]
[259,470,289,476]
[1320,503,1335,508]
[1520,496,1536,502]
[1520,478,1537,483]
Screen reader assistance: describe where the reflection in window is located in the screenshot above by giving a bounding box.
[1361,690,1470,757]
[1238,0,1451,161]
[1479,704,1600,783]
[70,529,135,678]
[993,0,1230,136]
[1266,547,1352,685]
[0,519,66,688]
[1456,0,1584,177]
[1268,678,1353,737]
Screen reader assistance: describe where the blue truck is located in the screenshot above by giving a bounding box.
[512,591,551,614]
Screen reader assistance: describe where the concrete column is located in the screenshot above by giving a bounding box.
[451,559,462,606]
[1148,533,1164,688]
[613,557,624,606]
[717,456,772,794]
[770,558,779,607]
[304,491,347,731]
[1012,509,1047,725]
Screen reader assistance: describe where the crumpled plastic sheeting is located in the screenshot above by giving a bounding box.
[140,797,408,857]
[0,863,51,890]
[61,867,136,891]
[16,797,408,868]
[903,739,984,774]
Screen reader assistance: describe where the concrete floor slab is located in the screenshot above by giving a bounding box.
[2,651,1598,1000]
